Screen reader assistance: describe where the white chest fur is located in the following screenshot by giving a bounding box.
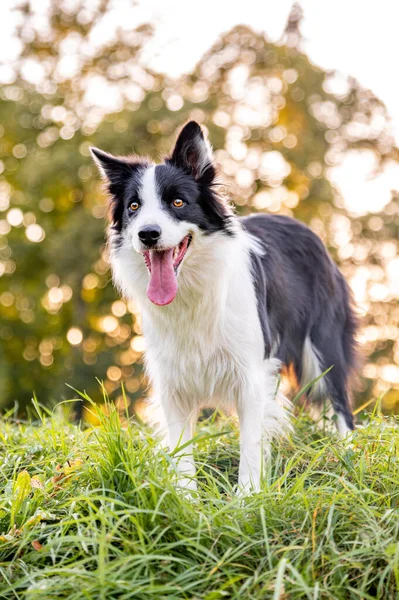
[139,231,265,411]
[111,228,264,408]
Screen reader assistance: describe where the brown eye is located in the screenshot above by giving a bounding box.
[129,201,139,212]
[173,199,184,208]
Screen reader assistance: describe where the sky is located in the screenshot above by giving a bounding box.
[118,0,399,139]
[1,0,398,214]
[131,0,399,214]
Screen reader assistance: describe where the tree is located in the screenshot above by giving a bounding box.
[0,1,397,413]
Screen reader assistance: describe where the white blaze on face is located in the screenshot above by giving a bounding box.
[129,166,160,252]
[129,166,191,253]
[127,166,193,306]
[137,166,160,229]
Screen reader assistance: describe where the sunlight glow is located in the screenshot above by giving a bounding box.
[67,327,83,346]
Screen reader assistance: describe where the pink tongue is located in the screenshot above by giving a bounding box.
[146,249,178,306]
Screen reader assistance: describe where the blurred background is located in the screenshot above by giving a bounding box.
[0,0,398,417]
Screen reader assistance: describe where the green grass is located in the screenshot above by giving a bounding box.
[1,400,399,600]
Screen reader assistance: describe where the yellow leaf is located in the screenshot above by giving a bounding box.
[64,458,83,475]
[23,512,44,529]
[0,525,21,542]
[13,470,31,510]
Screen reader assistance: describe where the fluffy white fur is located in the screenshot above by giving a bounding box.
[109,172,290,494]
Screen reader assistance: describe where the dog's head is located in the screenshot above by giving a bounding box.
[91,121,234,306]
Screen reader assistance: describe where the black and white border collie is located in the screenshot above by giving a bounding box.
[91,121,357,494]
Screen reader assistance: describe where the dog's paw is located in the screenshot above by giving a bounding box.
[236,480,260,498]
[176,477,197,491]
[174,476,198,501]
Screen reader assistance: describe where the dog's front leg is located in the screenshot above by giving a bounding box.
[163,399,197,492]
[237,394,264,495]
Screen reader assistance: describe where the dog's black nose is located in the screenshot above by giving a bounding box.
[138,225,162,247]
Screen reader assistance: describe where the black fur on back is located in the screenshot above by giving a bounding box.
[242,213,358,429]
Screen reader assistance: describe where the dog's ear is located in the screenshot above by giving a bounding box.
[90,147,145,230]
[168,121,215,182]
[90,147,134,187]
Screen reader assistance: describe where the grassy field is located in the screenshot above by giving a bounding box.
[1,399,399,600]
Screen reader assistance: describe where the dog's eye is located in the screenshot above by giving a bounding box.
[172,199,185,208]
[129,201,139,212]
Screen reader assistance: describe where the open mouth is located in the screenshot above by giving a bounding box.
[143,234,192,275]
[142,234,192,306]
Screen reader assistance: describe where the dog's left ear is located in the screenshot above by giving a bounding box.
[168,121,215,182]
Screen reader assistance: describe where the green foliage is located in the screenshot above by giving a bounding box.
[0,2,398,411]
[1,405,399,599]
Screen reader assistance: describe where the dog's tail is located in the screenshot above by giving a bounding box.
[299,275,359,433]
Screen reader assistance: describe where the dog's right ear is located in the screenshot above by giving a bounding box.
[90,147,134,187]
[90,147,145,230]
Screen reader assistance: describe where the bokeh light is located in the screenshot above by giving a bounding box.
[67,328,83,346]
[0,1,397,415]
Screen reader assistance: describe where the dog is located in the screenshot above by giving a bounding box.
[91,121,357,494]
